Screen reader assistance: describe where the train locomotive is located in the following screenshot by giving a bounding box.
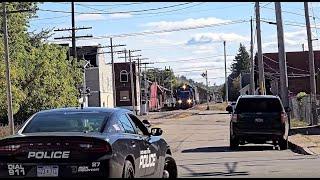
[175,84,196,109]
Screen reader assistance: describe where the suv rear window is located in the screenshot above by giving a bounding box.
[235,98,283,113]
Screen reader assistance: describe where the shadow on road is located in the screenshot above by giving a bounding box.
[183,171,249,177]
[197,112,230,115]
[180,162,249,177]
[181,145,275,153]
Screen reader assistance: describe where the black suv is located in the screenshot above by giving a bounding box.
[228,95,290,150]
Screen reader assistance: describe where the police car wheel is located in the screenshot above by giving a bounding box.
[123,160,135,178]
[163,154,177,178]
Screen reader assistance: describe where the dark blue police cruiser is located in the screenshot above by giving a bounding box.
[0,107,178,178]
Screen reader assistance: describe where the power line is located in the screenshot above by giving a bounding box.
[48,19,249,41]
[76,2,148,7]
[174,67,231,73]
[262,54,310,73]
[261,6,320,19]
[152,55,234,64]
[30,15,71,21]
[64,3,252,22]
[38,3,193,15]
[76,2,204,16]
[311,2,320,49]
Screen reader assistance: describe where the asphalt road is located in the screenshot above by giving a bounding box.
[147,109,320,178]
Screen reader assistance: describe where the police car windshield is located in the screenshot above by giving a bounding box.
[22,112,111,133]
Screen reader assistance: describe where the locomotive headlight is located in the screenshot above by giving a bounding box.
[187,99,192,104]
[178,100,182,104]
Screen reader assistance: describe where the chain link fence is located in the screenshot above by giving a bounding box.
[289,95,320,125]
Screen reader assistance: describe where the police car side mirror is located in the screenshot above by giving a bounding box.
[142,120,151,128]
[151,128,163,136]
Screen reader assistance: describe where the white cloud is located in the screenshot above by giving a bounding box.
[262,29,309,52]
[186,32,249,45]
[76,14,105,21]
[108,13,132,19]
[143,17,230,30]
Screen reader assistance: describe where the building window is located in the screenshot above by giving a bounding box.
[120,70,128,82]
[120,91,130,101]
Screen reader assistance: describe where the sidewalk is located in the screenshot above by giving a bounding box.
[289,125,320,155]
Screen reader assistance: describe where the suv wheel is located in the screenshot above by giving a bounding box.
[279,138,288,150]
[230,131,239,150]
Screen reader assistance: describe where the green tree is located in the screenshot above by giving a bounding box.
[231,43,250,76]
[0,2,82,123]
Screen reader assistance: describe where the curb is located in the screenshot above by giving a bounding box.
[288,139,315,155]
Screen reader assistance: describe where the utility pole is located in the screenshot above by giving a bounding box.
[224,41,228,102]
[304,2,318,125]
[255,2,266,95]
[71,2,76,60]
[3,2,14,135]
[129,50,136,115]
[250,17,255,95]
[144,64,148,114]
[133,57,149,115]
[275,2,289,112]
[54,3,92,63]
[101,39,126,108]
[139,62,153,115]
[110,38,116,108]
[302,43,305,51]
[206,70,210,110]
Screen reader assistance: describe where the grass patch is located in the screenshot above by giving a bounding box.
[194,102,228,111]
[291,119,309,128]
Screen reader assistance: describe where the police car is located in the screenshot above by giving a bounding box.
[0,107,178,178]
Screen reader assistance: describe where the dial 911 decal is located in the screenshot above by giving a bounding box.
[7,164,25,176]
[139,148,156,169]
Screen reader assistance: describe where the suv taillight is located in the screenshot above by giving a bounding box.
[281,111,288,124]
[231,114,239,123]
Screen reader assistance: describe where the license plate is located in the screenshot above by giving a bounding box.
[255,118,264,123]
[37,165,58,177]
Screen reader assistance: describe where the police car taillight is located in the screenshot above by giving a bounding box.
[78,142,110,153]
[0,144,21,153]
[231,114,239,123]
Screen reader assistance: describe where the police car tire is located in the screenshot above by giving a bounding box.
[122,160,135,178]
[164,154,178,178]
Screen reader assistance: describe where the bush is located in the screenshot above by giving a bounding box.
[297,92,307,101]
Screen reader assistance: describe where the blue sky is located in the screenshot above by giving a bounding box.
[28,2,320,85]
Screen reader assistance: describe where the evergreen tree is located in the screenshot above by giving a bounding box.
[231,43,250,76]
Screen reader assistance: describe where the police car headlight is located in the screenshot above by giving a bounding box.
[187,99,192,103]
[178,100,182,104]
